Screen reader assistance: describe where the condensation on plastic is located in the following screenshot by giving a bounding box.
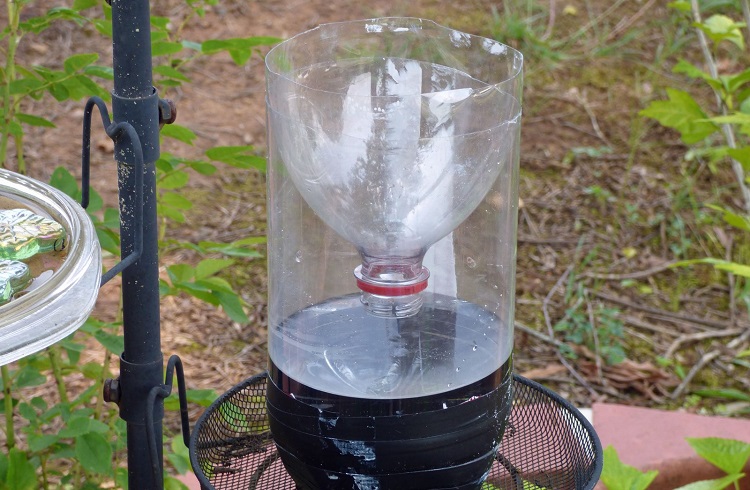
[0,169,101,366]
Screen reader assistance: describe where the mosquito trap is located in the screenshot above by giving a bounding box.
[189,17,602,490]
[263,18,521,489]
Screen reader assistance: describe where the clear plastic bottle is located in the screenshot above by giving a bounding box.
[265,18,522,489]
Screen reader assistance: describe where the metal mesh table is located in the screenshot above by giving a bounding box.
[190,372,602,489]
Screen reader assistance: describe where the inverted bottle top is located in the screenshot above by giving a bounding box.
[265,18,523,317]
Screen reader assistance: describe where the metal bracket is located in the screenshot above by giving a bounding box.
[146,354,191,486]
[81,96,144,287]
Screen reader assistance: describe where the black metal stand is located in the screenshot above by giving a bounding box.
[79,1,187,489]
[190,373,603,490]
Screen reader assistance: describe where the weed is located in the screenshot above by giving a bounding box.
[601,437,750,490]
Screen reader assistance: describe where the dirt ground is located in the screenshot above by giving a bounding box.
[5,0,750,428]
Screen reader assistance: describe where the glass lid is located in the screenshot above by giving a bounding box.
[0,169,101,366]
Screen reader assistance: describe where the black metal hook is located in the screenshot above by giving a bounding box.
[81,96,144,287]
[145,354,191,487]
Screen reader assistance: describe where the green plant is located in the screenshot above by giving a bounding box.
[641,1,750,213]
[553,282,626,366]
[0,0,277,487]
[601,437,750,490]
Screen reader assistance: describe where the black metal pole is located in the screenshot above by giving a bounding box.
[109,1,164,488]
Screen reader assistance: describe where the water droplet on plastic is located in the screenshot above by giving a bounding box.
[455,367,461,373]
[472,344,478,352]
[466,256,477,269]
[294,251,303,263]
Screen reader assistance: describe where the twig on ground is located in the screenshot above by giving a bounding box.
[579,95,611,146]
[581,261,675,280]
[514,321,562,347]
[664,328,744,359]
[728,327,750,350]
[622,315,679,336]
[518,235,581,246]
[670,350,721,399]
[592,290,744,331]
[541,0,556,41]
[543,266,600,398]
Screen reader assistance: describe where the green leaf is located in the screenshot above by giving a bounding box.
[158,203,186,223]
[600,445,659,490]
[674,473,744,490]
[727,147,750,173]
[97,228,120,255]
[181,159,217,175]
[15,113,56,128]
[152,41,184,57]
[201,37,281,65]
[687,437,750,475]
[674,59,712,78]
[182,40,203,52]
[14,365,46,388]
[215,290,248,323]
[75,432,113,475]
[153,65,191,83]
[197,238,264,258]
[73,0,99,10]
[706,204,750,231]
[195,258,234,280]
[196,276,235,294]
[668,1,691,12]
[28,433,59,452]
[697,14,745,49]
[673,258,750,277]
[640,89,719,144]
[8,77,45,95]
[48,81,70,101]
[164,475,190,490]
[167,436,191,474]
[695,388,750,401]
[93,329,124,354]
[175,284,219,305]
[150,15,171,30]
[727,69,750,94]
[205,145,266,171]
[64,53,99,74]
[59,416,110,438]
[700,0,742,11]
[164,388,217,410]
[7,121,22,137]
[93,18,112,37]
[705,113,750,125]
[6,448,37,490]
[167,264,195,284]
[159,170,190,190]
[83,65,114,80]
[161,124,197,145]
[161,192,193,211]
[49,167,80,199]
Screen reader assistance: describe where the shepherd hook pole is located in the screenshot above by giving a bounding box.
[101,0,167,488]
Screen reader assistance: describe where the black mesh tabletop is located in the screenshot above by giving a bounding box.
[190,373,602,490]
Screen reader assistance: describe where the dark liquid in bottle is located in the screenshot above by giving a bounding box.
[267,295,513,489]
